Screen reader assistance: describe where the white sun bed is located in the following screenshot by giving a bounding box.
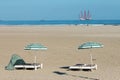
[14,63,43,70]
[69,64,97,71]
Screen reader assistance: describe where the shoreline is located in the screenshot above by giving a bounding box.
[0,24,119,27]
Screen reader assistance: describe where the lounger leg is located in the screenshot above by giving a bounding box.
[91,69,93,72]
[41,63,43,69]
[35,65,37,70]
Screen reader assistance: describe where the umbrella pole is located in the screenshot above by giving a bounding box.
[34,56,37,63]
[90,53,93,65]
[34,56,37,70]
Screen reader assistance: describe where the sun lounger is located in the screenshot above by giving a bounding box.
[5,54,44,70]
[69,64,97,71]
[14,63,43,70]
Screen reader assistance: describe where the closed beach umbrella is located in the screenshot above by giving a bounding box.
[78,42,104,64]
[24,43,47,69]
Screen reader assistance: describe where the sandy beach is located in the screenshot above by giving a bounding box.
[0,25,120,80]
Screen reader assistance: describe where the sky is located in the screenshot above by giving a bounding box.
[0,0,120,20]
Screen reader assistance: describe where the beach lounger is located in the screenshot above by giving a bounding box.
[14,63,43,70]
[5,54,43,70]
[69,64,97,71]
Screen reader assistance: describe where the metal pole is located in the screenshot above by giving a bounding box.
[90,53,93,65]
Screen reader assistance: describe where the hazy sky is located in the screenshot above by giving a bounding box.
[0,0,120,20]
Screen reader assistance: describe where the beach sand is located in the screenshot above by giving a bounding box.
[0,25,120,80]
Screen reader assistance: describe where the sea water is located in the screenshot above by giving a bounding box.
[0,20,120,25]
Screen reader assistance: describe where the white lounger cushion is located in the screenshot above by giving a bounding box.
[69,64,97,70]
[14,63,42,70]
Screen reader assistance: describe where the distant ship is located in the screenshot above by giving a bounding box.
[80,10,92,20]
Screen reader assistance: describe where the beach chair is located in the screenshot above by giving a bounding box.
[5,54,42,70]
[69,64,97,71]
[14,63,42,70]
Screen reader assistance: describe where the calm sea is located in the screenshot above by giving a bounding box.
[0,20,120,25]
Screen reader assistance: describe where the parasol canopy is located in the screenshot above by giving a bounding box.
[78,42,104,49]
[24,43,47,50]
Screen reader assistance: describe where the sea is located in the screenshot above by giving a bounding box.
[0,20,120,25]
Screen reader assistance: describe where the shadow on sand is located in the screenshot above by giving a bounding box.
[53,71,99,80]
